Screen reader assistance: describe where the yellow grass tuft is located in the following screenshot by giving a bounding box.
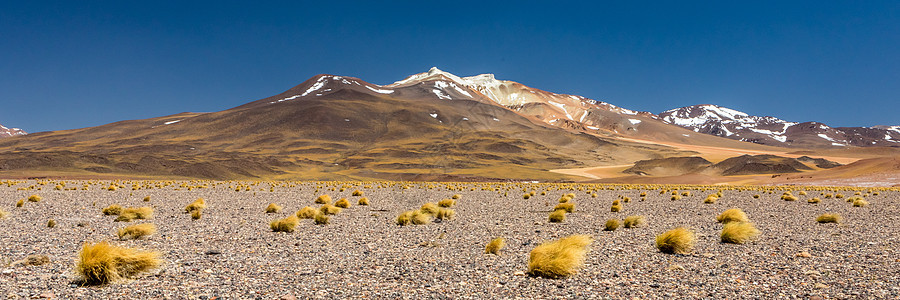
[296,206,318,219]
[852,198,868,207]
[610,204,622,212]
[28,195,42,202]
[623,215,645,228]
[720,222,760,244]
[357,197,370,206]
[438,198,455,208]
[554,202,575,213]
[142,196,151,202]
[75,241,162,285]
[314,211,330,225]
[816,213,841,223]
[315,194,332,204]
[47,219,57,228]
[548,209,566,223]
[396,210,414,226]
[117,223,157,240]
[485,237,505,255]
[270,215,299,232]
[0,207,7,219]
[807,197,821,204]
[16,199,24,207]
[411,210,432,225]
[527,235,593,279]
[704,195,717,204]
[452,194,461,200]
[265,203,282,213]
[190,209,202,220]
[184,198,206,213]
[656,227,696,254]
[102,204,123,216]
[352,190,363,196]
[320,204,341,215]
[116,207,153,222]
[334,198,351,208]
[716,208,749,224]
[603,219,619,231]
[435,208,455,220]
[419,202,439,215]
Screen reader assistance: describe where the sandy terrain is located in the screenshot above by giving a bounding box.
[1,181,898,299]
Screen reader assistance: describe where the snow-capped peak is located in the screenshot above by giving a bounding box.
[0,123,27,138]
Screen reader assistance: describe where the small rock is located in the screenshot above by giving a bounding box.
[796,252,812,258]
[204,250,222,255]
[39,292,54,299]
[668,264,685,271]
[514,271,526,276]
[279,295,297,300]
[814,283,829,289]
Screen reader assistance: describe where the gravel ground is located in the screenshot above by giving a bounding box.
[1,181,899,299]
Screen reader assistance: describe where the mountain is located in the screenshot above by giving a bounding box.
[0,123,26,138]
[659,104,900,148]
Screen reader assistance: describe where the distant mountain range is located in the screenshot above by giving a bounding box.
[0,123,25,138]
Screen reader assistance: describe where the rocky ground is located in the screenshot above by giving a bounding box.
[1,181,898,299]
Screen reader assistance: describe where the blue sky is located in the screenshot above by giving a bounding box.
[2,1,898,132]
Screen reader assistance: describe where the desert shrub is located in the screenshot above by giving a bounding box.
[604,219,619,231]
[799,191,808,196]
[824,193,833,198]
[623,215,645,228]
[548,209,566,223]
[270,215,299,232]
[185,198,206,213]
[523,194,531,199]
[334,198,351,208]
[320,204,341,215]
[314,211,330,225]
[612,199,621,206]
[352,190,363,196]
[27,195,42,202]
[835,194,844,199]
[75,241,162,285]
[716,208,749,224]
[720,222,760,244]
[752,194,760,199]
[816,213,841,223]
[438,199,455,207]
[611,204,623,212]
[781,193,798,201]
[357,197,370,206]
[190,209,202,220]
[554,202,575,213]
[527,235,593,279]
[452,194,461,200]
[117,223,157,240]
[411,210,432,225]
[682,191,691,197]
[47,219,57,228]
[296,206,318,219]
[485,237,505,255]
[807,197,821,204]
[315,195,332,204]
[671,195,682,201]
[419,202,439,215]
[396,210,414,226]
[656,227,696,254]
[852,198,868,207]
[16,199,24,207]
[102,204,123,216]
[142,196,151,202]
[435,208,455,220]
[704,195,717,204]
[265,203,282,213]
[116,207,153,222]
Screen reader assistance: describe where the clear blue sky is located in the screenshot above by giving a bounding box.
[2,1,898,132]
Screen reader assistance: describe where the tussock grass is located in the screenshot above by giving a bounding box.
[420,202,439,215]
[548,209,566,223]
[352,190,363,196]
[102,204,123,216]
[656,227,696,254]
[604,219,619,231]
[435,208,455,220]
[704,195,717,204]
[670,195,682,201]
[623,215,645,228]
[716,208,749,224]
[190,209,202,220]
[27,195,42,202]
[610,204,622,212]
[117,223,157,240]
[554,202,574,213]
[523,194,531,199]
[452,194,461,200]
[411,210,432,225]
[116,207,153,222]
[816,213,841,223]
[16,199,24,207]
[357,197,370,206]
[527,235,592,279]
[320,204,341,215]
[185,198,206,213]
[807,197,821,204]
[296,206,318,219]
[438,198,455,208]
[396,210,414,226]
[781,193,798,201]
[485,237,505,255]
[314,195,332,204]
[142,196,151,202]
[314,211,330,225]
[265,203,282,213]
[75,241,162,285]
[334,198,351,208]
[270,215,299,232]
[720,222,759,244]
[852,198,868,207]
[47,219,57,228]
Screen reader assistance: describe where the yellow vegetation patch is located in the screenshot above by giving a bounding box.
[270,215,299,232]
[720,222,759,244]
[485,237,505,255]
[117,223,157,240]
[527,235,592,279]
[656,227,695,254]
[75,241,162,285]
[716,208,749,224]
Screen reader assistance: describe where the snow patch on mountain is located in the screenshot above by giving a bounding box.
[0,123,26,138]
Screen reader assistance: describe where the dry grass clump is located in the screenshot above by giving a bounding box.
[485,237,505,255]
[0,207,7,219]
[102,204,123,216]
[357,197,370,206]
[852,198,868,207]
[523,193,531,199]
[27,195,42,202]
[270,215,299,232]
[396,210,414,226]
[47,219,57,228]
[352,190,363,196]
[314,211,330,225]
[835,193,844,199]
[411,210,432,225]
[548,209,566,223]
[190,209,202,220]
[75,241,162,285]
[604,219,619,231]
[716,208,749,224]
[438,198,455,207]
[185,198,206,213]
[296,206,318,219]
[704,195,717,204]
[16,199,24,207]
[265,203,282,213]
[320,204,342,215]
[781,192,798,201]
[117,223,157,240]
[452,194,461,200]
[314,195,332,204]
[807,197,821,204]
[720,222,760,244]
[554,202,574,213]
[656,227,696,254]
[419,202,439,215]
[527,235,593,279]
[670,195,682,201]
[116,207,153,222]
[142,196,151,202]
[623,215,645,228]
[435,208,455,220]
[610,202,622,212]
[334,198,351,208]
[816,213,841,223]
